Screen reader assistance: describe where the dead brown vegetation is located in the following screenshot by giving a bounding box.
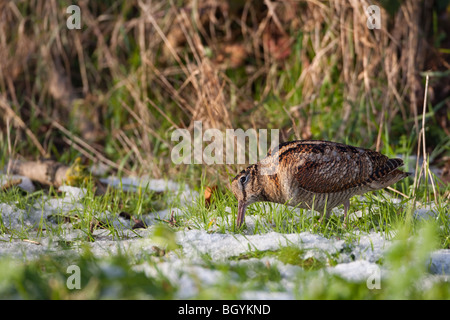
[0,0,448,181]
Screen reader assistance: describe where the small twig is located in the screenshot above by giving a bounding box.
[386,186,409,199]
[22,239,41,245]
[0,97,46,156]
[156,211,178,227]
[52,120,132,175]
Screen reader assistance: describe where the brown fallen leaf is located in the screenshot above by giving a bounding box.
[204,185,218,208]
[215,43,248,69]
[132,219,147,229]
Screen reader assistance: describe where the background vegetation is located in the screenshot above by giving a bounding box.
[0,0,449,184]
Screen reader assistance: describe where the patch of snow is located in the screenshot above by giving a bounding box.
[328,260,382,282]
[429,250,450,275]
[413,203,441,220]
[177,229,344,261]
[351,231,390,262]
[133,257,225,299]
[100,176,181,193]
[30,194,84,226]
[100,176,199,206]
[0,203,31,230]
[58,186,87,201]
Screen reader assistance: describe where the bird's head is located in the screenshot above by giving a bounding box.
[231,164,263,228]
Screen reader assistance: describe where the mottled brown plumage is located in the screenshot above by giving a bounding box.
[231,140,409,228]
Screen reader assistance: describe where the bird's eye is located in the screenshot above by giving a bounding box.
[239,175,248,185]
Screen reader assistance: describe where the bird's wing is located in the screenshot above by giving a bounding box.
[273,141,403,194]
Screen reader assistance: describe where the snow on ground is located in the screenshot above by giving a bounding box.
[429,250,450,275]
[178,229,343,260]
[0,174,449,298]
[100,176,181,193]
[328,260,381,282]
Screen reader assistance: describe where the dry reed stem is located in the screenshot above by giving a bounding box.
[412,74,438,205]
[421,75,438,204]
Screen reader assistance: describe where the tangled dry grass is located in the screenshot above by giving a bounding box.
[0,0,448,181]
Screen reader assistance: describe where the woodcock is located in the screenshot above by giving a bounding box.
[231,140,409,228]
